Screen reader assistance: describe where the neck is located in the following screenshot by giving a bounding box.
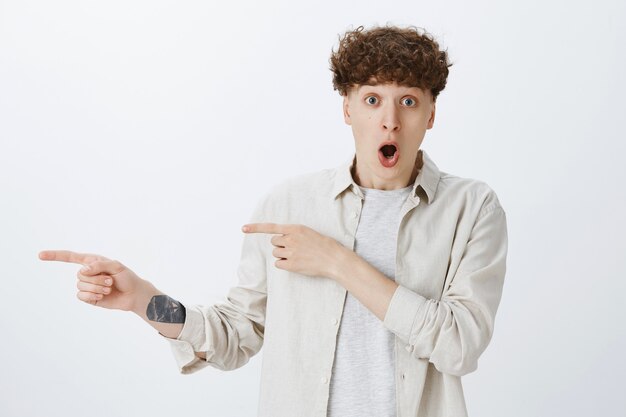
[408,149,424,185]
[351,149,424,189]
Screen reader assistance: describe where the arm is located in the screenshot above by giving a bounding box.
[40,193,272,371]
[38,248,209,360]
[241,189,507,377]
[332,252,399,322]
[128,284,207,359]
[333,203,508,377]
[39,250,263,368]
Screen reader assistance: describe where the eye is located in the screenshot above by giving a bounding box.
[402,97,417,107]
[365,96,378,105]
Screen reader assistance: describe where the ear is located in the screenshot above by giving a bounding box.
[343,95,352,125]
[426,102,436,129]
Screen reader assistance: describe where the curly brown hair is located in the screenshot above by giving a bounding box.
[329,24,452,101]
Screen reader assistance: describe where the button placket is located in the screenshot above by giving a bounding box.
[344,201,361,247]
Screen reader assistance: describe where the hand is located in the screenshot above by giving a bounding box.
[39,250,150,312]
[241,223,347,280]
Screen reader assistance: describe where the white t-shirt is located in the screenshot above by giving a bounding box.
[327,184,413,417]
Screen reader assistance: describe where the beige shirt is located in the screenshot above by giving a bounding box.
[164,149,508,417]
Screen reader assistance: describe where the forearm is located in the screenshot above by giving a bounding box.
[132,281,185,339]
[332,248,399,322]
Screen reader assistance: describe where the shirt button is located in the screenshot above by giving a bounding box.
[321,376,328,384]
[401,373,406,380]
[351,211,358,219]
[332,318,339,326]
[405,345,414,352]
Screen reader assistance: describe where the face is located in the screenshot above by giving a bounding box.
[343,81,436,190]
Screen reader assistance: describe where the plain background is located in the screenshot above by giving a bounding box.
[1,0,624,416]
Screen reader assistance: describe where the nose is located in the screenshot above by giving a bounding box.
[381,104,401,132]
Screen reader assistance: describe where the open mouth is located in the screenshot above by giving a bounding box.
[380,144,397,159]
[378,142,400,167]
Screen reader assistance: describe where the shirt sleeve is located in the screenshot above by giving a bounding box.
[160,193,271,374]
[383,196,508,377]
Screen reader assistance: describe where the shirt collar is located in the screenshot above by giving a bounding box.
[330,149,440,203]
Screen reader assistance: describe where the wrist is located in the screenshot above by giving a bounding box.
[130,279,162,317]
[330,244,355,283]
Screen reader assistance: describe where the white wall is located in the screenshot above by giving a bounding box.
[1,0,624,416]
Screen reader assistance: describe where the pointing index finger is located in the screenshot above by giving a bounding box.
[38,250,107,266]
[242,223,286,235]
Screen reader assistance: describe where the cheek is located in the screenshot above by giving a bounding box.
[353,114,376,132]
[350,118,366,137]
[407,116,429,131]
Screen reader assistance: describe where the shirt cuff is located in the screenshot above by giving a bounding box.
[160,305,210,374]
[382,284,428,343]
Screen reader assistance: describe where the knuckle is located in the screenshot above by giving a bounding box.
[112,259,126,272]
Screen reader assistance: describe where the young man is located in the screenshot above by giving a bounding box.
[40,25,508,417]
